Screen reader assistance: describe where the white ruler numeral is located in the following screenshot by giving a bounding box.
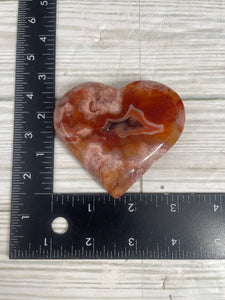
[26,93,34,100]
[27,17,36,24]
[170,204,177,213]
[26,54,35,61]
[40,0,48,6]
[128,203,135,212]
[171,238,177,246]
[128,238,135,247]
[23,172,32,180]
[39,36,47,43]
[21,215,30,220]
[88,203,95,212]
[24,132,33,139]
[36,152,44,157]
[38,74,46,81]
[213,204,219,212]
[85,237,94,247]
[44,238,48,246]
[215,238,221,246]
[37,113,46,120]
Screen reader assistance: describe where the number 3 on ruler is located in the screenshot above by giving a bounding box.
[24,132,33,139]
[38,74,46,80]
[170,203,176,213]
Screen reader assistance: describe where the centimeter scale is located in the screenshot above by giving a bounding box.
[10,0,225,259]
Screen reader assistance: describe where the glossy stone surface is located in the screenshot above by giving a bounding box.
[54,81,185,198]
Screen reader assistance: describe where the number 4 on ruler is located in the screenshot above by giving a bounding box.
[214,204,219,212]
[40,36,47,43]
[26,93,34,100]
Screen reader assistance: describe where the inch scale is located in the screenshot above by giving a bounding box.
[10,0,225,259]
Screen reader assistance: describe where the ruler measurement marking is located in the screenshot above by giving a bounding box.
[10,0,57,258]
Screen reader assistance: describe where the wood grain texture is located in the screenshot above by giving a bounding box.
[1,0,225,299]
[54,0,225,194]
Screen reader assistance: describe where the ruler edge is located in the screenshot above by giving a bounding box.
[9,0,26,258]
[9,192,225,260]
[9,0,57,258]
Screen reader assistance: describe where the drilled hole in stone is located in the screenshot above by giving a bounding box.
[51,217,68,234]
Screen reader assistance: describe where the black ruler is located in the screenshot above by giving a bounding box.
[10,0,225,259]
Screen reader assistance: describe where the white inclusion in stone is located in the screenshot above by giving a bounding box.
[77,83,122,118]
[76,127,93,138]
[83,142,123,176]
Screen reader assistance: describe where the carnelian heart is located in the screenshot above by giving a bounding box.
[54,81,185,198]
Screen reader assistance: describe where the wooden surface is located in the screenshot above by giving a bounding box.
[1,0,225,299]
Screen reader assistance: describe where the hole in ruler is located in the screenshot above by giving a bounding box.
[51,217,68,234]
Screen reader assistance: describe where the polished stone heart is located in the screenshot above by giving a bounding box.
[54,81,185,198]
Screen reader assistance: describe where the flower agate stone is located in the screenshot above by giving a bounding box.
[54,81,185,198]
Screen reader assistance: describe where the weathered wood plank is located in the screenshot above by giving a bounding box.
[143,100,225,192]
